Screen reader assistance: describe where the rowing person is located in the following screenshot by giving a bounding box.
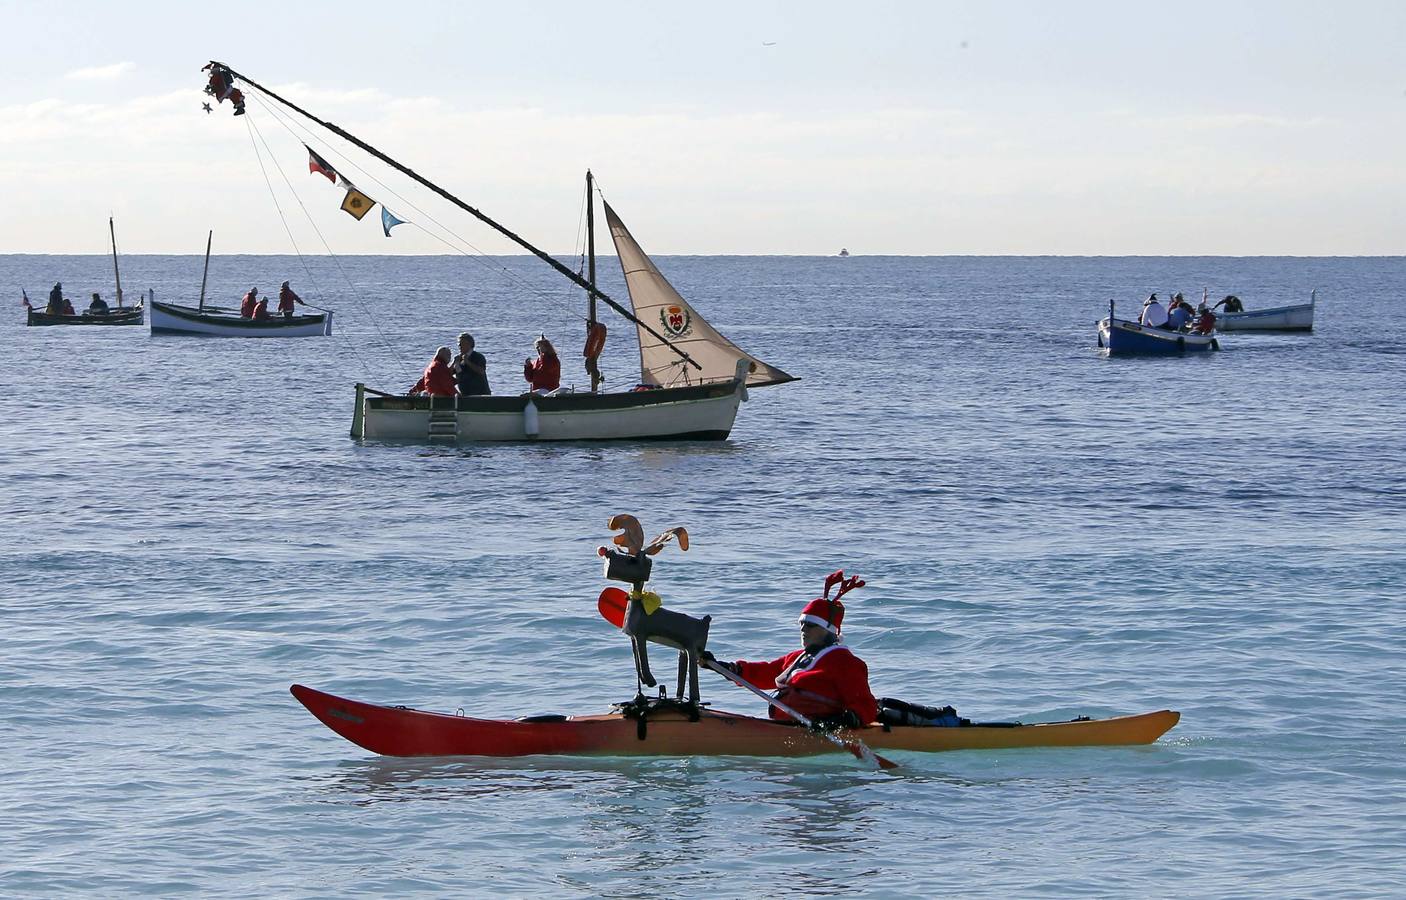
[277,281,303,319]
[704,590,878,729]
[1213,294,1244,314]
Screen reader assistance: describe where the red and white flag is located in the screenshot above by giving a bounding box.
[306,145,337,183]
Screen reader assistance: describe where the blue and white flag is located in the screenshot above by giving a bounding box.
[382,207,407,237]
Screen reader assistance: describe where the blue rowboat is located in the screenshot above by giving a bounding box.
[1097,300,1219,356]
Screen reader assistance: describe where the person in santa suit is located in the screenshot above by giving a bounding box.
[704,593,879,728]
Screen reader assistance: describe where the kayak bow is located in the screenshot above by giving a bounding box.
[290,684,1179,759]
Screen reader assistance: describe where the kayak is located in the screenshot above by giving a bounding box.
[290,684,1180,759]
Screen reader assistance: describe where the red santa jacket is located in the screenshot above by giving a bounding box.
[410,358,457,397]
[251,298,270,320]
[734,644,878,724]
[240,291,258,318]
[523,353,561,391]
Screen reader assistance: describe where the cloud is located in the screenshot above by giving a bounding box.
[1103,108,1328,131]
[65,61,136,81]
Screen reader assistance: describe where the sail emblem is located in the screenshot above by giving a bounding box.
[660,304,692,338]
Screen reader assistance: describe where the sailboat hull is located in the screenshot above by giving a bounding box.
[357,379,746,442]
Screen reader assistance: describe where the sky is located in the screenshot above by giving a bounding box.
[2,0,1404,255]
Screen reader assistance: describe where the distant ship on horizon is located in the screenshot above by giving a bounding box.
[837,248,850,257]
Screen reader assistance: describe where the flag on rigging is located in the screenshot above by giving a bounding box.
[306,145,337,183]
[341,187,376,220]
[381,207,406,237]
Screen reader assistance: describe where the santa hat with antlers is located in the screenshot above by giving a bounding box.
[798,570,864,635]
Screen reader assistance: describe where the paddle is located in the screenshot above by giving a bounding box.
[596,588,898,771]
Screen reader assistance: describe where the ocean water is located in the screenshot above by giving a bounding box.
[1,253,1403,896]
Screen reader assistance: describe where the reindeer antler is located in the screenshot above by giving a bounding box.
[644,527,689,556]
[606,514,645,555]
[823,569,865,600]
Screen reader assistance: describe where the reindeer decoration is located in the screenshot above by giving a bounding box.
[598,513,710,707]
[822,569,865,607]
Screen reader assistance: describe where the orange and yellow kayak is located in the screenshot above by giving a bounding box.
[291,684,1179,759]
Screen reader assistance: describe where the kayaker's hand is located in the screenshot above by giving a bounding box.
[701,651,737,676]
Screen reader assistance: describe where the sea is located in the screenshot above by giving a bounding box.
[1,253,1402,897]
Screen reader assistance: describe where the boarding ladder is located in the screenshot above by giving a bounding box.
[427,396,458,442]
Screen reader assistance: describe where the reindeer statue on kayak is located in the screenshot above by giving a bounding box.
[597,513,710,708]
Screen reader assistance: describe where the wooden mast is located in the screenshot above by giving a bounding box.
[586,170,601,392]
[198,230,213,312]
[209,61,700,373]
[109,217,124,308]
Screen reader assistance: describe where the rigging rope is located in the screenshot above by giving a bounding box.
[248,93,589,331]
[242,114,385,382]
[245,99,407,377]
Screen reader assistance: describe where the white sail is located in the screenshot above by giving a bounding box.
[604,202,795,388]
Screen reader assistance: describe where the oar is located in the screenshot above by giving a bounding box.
[597,587,898,771]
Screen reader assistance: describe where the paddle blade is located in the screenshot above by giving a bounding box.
[855,744,900,770]
[597,587,628,628]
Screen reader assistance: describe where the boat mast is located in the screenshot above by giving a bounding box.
[109,217,124,308]
[586,170,601,392]
[198,230,213,312]
[210,61,700,372]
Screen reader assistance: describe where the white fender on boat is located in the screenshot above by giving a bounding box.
[523,398,540,437]
[734,358,750,403]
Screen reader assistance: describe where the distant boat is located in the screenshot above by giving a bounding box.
[1097,300,1219,356]
[25,218,145,327]
[1213,291,1315,332]
[148,230,332,338]
[837,248,850,257]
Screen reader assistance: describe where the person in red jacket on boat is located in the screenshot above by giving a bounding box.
[408,346,457,397]
[251,295,271,320]
[523,335,561,393]
[706,577,879,729]
[277,281,302,319]
[239,287,259,318]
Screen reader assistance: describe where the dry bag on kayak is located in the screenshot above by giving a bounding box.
[877,697,967,727]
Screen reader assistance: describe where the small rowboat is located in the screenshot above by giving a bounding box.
[26,304,144,327]
[1097,315,1219,356]
[1215,291,1315,332]
[290,684,1180,759]
[149,300,332,337]
[26,218,145,327]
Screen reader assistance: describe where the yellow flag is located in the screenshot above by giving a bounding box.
[340,188,375,220]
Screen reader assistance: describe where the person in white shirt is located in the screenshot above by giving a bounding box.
[1140,293,1169,328]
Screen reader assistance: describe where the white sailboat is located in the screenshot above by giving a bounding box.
[354,180,794,442]
[204,61,794,443]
